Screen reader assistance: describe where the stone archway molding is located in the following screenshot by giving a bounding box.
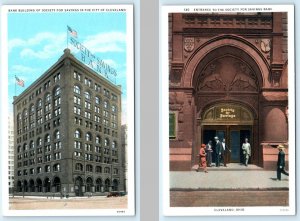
[183,35,271,88]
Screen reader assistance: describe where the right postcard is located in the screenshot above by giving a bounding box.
[161,5,295,216]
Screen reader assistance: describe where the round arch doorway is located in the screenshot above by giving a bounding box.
[199,103,256,165]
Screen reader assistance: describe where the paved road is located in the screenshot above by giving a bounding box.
[9,196,128,210]
[170,190,289,207]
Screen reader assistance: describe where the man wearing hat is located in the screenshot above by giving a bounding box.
[277,144,289,180]
[214,136,222,167]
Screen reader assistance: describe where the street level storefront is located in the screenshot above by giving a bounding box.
[169,12,289,171]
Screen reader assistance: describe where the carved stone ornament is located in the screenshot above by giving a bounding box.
[170,62,184,85]
[198,57,258,92]
[260,39,271,53]
[184,37,195,52]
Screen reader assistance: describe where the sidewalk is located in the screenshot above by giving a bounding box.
[170,163,289,190]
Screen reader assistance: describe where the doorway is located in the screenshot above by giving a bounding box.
[202,126,252,164]
[75,176,83,196]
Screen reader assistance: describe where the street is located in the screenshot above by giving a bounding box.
[170,190,289,207]
[9,196,128,210]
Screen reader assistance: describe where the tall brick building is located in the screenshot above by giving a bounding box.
[169,12,289,170]
[13,48,124,196]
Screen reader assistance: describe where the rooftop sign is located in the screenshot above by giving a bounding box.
[67,26,117,84]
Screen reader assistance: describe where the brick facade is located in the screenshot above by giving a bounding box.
[169,13,288,171]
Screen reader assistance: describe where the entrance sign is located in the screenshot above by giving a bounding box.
[202,104,253,124]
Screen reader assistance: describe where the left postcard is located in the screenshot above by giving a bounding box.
[1,5,135,216]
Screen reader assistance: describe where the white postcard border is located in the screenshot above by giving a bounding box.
[160,5,295,216]
[1,4,135,216]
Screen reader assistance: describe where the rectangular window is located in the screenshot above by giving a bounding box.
[169,112,176,139]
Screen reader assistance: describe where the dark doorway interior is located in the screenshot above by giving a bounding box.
[203,126,252,164]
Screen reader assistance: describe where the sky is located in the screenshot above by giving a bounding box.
[7,9,128,123]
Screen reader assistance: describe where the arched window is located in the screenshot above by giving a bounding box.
[104,138,109,147]
[84,91,91,100]
[104,179,110,192]
[30,104,35,113]
[95,135,101,144]
[53,164,60,172]
[54,87,61,96]
[86,164,93,172]
[23,109,28,117]
[23,143,28,151]
[37,138,42,146]
[74,85,81,94]
[95,96,100,104]
[104,101,109,109]
[85,132,92,141]
[45,93,51,102]
[96,166,102,173]
[45,165,51,172]
[112,141,117,149]
[45,134,50,143]
[37,167,42,174]
[112,105,116,112]
[74,129,81,138]
[30,140,35,149]
[104,167,110,173]
[37,99,42,108]
[55,130,60,140]
[75,163,83,171]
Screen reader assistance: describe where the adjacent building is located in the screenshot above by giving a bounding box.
[121,124,128,192]
[169,12,289,170]
[8,114,14,193]
[13,48,124,196]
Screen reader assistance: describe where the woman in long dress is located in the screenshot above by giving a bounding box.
[197,144,208,173]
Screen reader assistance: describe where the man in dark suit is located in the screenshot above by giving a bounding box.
[214,136,222,167]
[277,144,289,181]
[221,138,231,167]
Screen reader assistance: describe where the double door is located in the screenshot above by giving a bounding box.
[202,125,252,163]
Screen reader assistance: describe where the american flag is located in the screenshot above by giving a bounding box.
[15,76,24,87]
[67,26,78,38]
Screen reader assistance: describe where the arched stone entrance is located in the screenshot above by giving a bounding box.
[104,179,111,192]
[197,103,256,165]
[191,47,262,167]
[53,177,61,193]
[86,177,94,192]
[168,13,288,171]
[74,176,83,196]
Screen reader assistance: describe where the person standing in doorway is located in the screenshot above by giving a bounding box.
[242,138,251,166]
[276,144,289,181]
[205,140,213,167]
[221,138,231,167]
[197,144,208,173]
[214,136,222,167]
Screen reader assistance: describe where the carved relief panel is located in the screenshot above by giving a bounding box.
[197,56,259,92]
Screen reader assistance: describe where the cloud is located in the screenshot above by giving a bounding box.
[8,39,26,52]
[102,59,117,68]
[11,65,37,74]
[83,32,126,53]
[9,32,66,59]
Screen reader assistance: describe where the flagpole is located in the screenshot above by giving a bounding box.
[67,26,69,49]
[14,75,16,96]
